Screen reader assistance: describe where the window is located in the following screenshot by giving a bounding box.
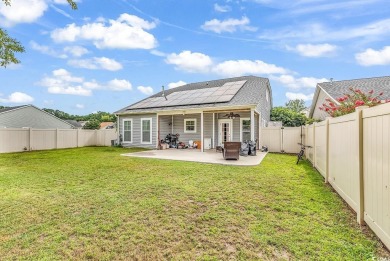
[123,119,132,143]
[141,118,152,144]
[184,119,197,133]
[241,118,251,141]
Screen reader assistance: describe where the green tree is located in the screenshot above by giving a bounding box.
[0,0,77,67]
[270,107,308,127]
[83,119,100,130]
[285,99,306,113]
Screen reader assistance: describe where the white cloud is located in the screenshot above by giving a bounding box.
[150,49,167,57]
[0,0,47,27]
[165,50,290,77]
[137,86,154,95]
[259,19,390,42]
[213,60,287,77]
[30,42,89,59]
[272,75,328,89]
[0,92,34,103]
[68,57,123,71]
[39,69,93,96]
[107,79,132,91]
[39,69,133,95]
[63,46,89,57]
[288,43,337,57]
[51,13,157,49]
[355,46,390,66]
[168,80,187,89]
[214,3,231,12]
[75,104,84,109]
[201,16,257,34]
[30,41,67,58]
[165,51,213,73]
[286,92,314,101]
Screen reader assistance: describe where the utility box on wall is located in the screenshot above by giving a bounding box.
[204,138,212,150]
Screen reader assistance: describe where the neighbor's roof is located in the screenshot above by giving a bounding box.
[100,122,114,129]
[115,76,271,114]
[310,76,390,117]
[0,104,75,128]
[65,120,83,128]
[0,105,27,114]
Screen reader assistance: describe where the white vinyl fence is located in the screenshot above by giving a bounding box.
[260,126,303,153]
[0,128,117,153]
[260,103,390,250]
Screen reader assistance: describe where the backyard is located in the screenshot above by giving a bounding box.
[0,147,389,260]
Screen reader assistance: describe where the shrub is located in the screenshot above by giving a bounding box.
[319,88,390,117]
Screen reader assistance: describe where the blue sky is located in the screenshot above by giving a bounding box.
[1,0,389,114]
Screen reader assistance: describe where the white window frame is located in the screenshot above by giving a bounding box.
[266,88,270,102]
[184,118,197,133]
[141,118,153,144]
[240,118,251,142]
[122,119,133,143]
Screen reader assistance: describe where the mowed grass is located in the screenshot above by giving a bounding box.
[0,147,388,260]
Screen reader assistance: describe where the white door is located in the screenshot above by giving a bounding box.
[218,119,232,146]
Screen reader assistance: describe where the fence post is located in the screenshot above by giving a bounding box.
[356,106,367,225]
[77,129,80,147]
[29,128,32,151]
[325,118,330,183]
[56,128,59,149]
[280,127,284,153]
[313,123,316,168]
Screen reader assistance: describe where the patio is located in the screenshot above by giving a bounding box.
[121,148,267,166]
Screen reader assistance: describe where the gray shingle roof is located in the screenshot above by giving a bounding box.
[319,76,390,100]
[115,76,271,114]
[0,105,26,114]
[65,120,83,128]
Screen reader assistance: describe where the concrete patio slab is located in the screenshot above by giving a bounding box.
[121,149,267,166]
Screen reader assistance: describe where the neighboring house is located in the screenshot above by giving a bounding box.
[115,76,273,150]
[310,76,390,120]
[100,122,115,129]
[65,120,84,129]
[0,105,74,129]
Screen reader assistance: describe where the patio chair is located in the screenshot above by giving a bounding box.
[222,142,241,160]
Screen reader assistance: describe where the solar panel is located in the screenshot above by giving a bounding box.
[129,80,246,109]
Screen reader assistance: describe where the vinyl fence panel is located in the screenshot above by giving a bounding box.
[314,121,328,178]
[31,129,56,151]
[305,124,315,164]
[282,127,301,153]
[57,129,78,148]
[96,129,117,146]
[362,103,390,250]
[260,127,282,152]
[0,128,29,153]
[78,130,97,147]
[328,113,360,213]
[0,128,117,153]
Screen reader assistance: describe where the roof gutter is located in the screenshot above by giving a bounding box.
[115,104,258,116]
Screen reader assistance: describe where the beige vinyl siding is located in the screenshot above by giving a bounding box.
[0,106,73,129]
[118,114,157,149]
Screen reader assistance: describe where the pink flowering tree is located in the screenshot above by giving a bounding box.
[319,88,390,117]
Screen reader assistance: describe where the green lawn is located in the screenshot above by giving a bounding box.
[0,147,388,260]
